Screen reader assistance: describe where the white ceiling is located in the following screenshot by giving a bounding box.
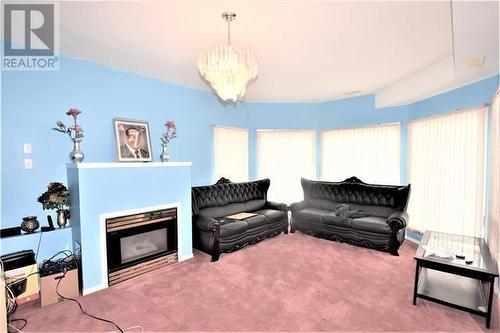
[55,0,499,105]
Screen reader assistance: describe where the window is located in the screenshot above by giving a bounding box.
[408,107,487,237]
[214,125,249,182]
[257,130,316,204]
[321,123,401,184]
[488,91,499,263]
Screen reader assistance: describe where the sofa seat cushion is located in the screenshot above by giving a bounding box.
[244,215,268,229]
[294,208,331,223]
[322,213,352,228]
[351,216,391,234]
[220,220,248,238]
[253,209,287,223]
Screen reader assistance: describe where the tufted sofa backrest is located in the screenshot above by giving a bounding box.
[192,179,270,215]
[301,177,410,211]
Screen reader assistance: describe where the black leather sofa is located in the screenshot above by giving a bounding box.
[192,178,288,261]
[290,177,410,255]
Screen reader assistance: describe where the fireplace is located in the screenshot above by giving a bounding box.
[106,207,178,286]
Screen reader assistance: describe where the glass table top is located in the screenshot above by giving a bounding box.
[416,231,498,275]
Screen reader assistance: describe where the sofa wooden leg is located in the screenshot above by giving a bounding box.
[210,228,221,262]
[390,249,399,256]
[211,251,220,262]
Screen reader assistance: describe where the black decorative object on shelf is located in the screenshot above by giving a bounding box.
[0,226,21,238]
[20,216,39,233]
[41,215,56,232]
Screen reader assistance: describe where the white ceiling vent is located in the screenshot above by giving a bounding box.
[344,90,361,96]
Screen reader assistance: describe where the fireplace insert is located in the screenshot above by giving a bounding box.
[106,207,178,285]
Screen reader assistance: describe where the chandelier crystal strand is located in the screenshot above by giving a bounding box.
[198,12,258,103]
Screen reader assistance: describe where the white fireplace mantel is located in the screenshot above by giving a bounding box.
[66,162,192,169]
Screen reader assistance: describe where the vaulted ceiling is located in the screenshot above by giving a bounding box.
[58,0,499,106]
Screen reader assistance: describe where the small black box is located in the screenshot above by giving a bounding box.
[0,226,21,238]
[0,250,36,271]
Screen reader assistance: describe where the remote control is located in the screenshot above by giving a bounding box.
[465,260,473,264]
[455,254,466,259]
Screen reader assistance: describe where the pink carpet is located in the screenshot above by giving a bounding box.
[15,232,499,332]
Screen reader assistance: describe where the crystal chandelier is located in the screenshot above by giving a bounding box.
[198,12,258,103]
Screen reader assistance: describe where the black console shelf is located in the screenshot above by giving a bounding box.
[0,226,71,240]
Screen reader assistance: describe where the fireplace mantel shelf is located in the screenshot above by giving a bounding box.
[66,162,192,169]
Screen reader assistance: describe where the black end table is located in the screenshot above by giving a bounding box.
[413,231,499,328]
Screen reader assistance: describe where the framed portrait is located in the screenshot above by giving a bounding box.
[113,118,153,162]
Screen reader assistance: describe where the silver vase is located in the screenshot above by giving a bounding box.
[69,138,84,163]
[160,143,170,162]
[56,209,68,228]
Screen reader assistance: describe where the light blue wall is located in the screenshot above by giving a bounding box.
[0,228,73,261]
[1,53,498,261]
[409,75,499,120]
[1,56,249,231]
[319,94,410,130]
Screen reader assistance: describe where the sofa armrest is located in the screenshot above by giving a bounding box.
[289,201,308,212]
[265,201,287,211]
[194,215,220,232]
[387,211,408,230]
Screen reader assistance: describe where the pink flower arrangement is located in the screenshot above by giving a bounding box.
[53,108,84,141]
[66,108,81,118]
[161,120,177,145]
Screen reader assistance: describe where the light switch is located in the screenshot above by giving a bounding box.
[24,159,33,169]
[23,143,32,153]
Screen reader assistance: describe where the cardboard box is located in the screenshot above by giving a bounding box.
[40,268,79,307]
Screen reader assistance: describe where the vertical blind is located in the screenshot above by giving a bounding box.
[321,123,401,184]
[408,107,486,237]
[488,91,499,263]
[214,125,249,182]
[257,130,316,204]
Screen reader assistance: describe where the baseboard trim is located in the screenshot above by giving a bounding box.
[82,283,107,296]
[178,253,194,262]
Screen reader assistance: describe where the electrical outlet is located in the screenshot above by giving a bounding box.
[23,143,32,153]
[24,159,33,169]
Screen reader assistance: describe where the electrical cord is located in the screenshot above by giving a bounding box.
[7,318,27,332]
[38,250,78,277]
[3,230,44,299]
[34,230,43,263]
[53,261,124,333]
[1,259,27,333]
[3,247,134,332]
